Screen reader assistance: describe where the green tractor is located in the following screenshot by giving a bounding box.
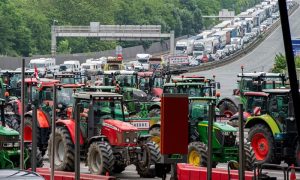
[187,97,255,170]
[217,72,286,118]
[0,98,43,169]
[103,70,161,118]
[245,89,300,165]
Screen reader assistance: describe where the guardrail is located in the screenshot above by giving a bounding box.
[183,3,299,73]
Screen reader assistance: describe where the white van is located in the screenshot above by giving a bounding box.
[28,58,56,73]
[62,60,81,72]
[81,63,98,71]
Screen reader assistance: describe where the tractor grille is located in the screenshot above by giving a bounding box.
[215,130,236,147]
[0,135,19,142]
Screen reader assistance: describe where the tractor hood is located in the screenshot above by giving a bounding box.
[0,126,19,136]
[103,119,138,132]
[199,121,237,132]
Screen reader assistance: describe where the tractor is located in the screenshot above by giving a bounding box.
[6,78,59,156]
[48,91,160,177]
[245,89,300,165]
[103,70,161,118]
[217,71,286,118]
[0,98,43,169]
[103,57,125,71]
[187,97,255,170]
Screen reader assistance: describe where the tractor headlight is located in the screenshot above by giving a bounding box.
[3,143,13,147]
[232,132,237,136]
[58,104,63,109]
[133,138,137,143]
[14,142,20,147]
[222,131,230,136]
[125,138,130,143]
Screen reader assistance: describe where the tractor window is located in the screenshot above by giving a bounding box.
[189,100,210,122]
[276,95,289,120]
[245,96,267,114]
[163,86,176,93]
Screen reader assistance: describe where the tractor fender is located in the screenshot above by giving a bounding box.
[244,114,281,135]
[56,119,84,145]
[149,122,160,131]
[217,96,240,108]
[24,109,50,128]
[148,103,160,111]
[87,136,109,146]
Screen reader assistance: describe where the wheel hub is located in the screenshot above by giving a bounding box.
[251,133,269,160]
[188,150,200,167]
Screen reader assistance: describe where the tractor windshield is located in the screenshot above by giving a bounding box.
[245,95,267,114]
[57,88,81,106]
[93,100,127,121]
[261,77,285,89]
[189,99,211,121]
[116,75,137,88]
[177,85,212,97]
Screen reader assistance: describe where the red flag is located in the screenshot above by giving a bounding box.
[34,65,40,82]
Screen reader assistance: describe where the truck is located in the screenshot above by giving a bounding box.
[60,60,81,72]
[175,39,193,55]
[136,54,152,71]
[27,58,57,75]
[213,31,231,48]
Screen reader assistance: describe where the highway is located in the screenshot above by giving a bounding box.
[186,1,300,97]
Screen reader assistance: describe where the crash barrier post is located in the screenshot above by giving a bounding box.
[253,163,288,180]
[207,104,214,180]
[238,104,245,180]
[20,58,25,170]
[286,165,300,180]
[75,103,82,180]
[160,93,189,180]
[50,85,57,180]
[31,104,38,172]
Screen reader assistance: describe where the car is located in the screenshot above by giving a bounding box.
[216,50,225,59]
[189,59,199,66]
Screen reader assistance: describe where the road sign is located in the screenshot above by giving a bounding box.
[115,45,123,55]
[292,38,300,57]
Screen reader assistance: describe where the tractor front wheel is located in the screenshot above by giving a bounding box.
[136,142,160,178]
[148,108,160,118]
[188,142,217,167]
[87,141,114,175]
[48,126,75,171]
[248,124,278,164]
[25,144,44,169]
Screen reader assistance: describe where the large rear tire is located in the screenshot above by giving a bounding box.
[25,145,44,169]
[48,126,75,171]
[218,100,238,118]
[188,142,217,167]
[87,141,114,175]
[245,142,256,171]
[248,124,279,164]
[136,142,160,178]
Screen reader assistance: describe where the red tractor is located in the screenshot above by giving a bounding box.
[48,92,160,177]
[6,78,59,155]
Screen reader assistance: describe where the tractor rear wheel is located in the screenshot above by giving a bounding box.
[218,101,238,118]
[136,142,160,178]
[245,142,256,170]
[248,124,278,164]
[87,141,114,175]
[48,126,75,171]
[188,142,217,167]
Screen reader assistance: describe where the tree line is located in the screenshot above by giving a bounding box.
[0,0,261,57]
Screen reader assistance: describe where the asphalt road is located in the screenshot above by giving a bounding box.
[186,2,300,97]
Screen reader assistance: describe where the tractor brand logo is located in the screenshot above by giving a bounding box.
[103,122,120,131]
[130,121,150,130]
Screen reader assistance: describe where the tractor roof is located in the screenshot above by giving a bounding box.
[164,82,205,87]
[58,84,84,88]
[244,91,269,97]
[262,89,299,94]
[138,71,153,77]
[238,72,285,78]
[85,85,116,90]
[73,91,122,100]
[25,78,60,85]
[104,70,136,75]
[189,96,216,101]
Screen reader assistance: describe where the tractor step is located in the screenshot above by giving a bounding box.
[30,168,116,180]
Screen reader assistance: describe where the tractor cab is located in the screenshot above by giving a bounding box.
[163,82,215,97]
[137,71,164,98]
[244,91,269,116]
[103,57,125,71]
[235,72,286,95]
[54,72,84,84]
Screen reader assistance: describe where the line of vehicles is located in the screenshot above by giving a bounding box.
[0,50,300,178]
[174,0,296,67]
